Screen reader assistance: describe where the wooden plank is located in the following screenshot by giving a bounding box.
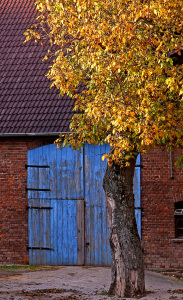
[38,147,44,265]
[84,143,111,266]
[77,200,85,265]
[51,199,58,265]
[33,206,39,264]
[49,144,57,199]
[133,153,141,238]
[62,200,68,264]
[135,209,141,238]
[68,200,77,265]
[28,203,33,264]
[43,146,52,265]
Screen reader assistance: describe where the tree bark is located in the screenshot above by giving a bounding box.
[103,157,145,298]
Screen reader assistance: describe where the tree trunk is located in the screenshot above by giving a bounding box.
[103,157,145,298]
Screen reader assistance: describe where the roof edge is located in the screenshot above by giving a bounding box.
[0,132,70,137]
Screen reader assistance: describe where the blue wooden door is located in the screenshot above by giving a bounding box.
[27,144,84,265]
[27,144,141,266]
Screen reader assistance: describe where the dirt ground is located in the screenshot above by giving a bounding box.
[0,266,183,300]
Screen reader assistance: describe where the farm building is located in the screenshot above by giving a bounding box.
[0,0,183,270]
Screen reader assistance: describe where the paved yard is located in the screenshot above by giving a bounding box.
[0,266,183,299]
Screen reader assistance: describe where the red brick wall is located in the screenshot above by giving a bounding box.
[141,146,183,270]
[0,137,54,265]
[1,139,183,268]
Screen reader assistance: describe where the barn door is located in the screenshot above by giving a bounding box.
[27,144,84,265]
[27,144,141,266]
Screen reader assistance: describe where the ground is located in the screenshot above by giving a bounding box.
[0,266,183,299]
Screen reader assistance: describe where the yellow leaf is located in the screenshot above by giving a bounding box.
[102,154,108,161]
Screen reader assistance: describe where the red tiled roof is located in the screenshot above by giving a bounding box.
[0,0,83,135]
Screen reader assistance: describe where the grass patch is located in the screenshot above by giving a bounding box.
[145,290,155,295]
[0,265,39,270]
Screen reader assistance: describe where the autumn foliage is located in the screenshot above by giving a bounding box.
[25,0,183,165]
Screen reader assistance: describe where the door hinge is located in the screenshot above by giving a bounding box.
[135,164,143,168]
[135,207,143,211]
[27,247,54,251]
[27,206,53,210]
[25,165,50,168]
[26,188,50,192]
